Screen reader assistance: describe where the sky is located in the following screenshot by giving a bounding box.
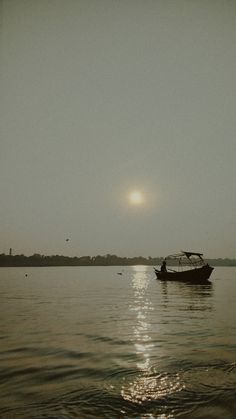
[1,0,236,258]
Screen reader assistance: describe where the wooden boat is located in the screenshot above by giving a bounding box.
[154,251,214,283]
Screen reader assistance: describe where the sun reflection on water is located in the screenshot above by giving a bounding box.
[121,266,184,406]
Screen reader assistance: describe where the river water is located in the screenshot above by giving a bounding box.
[0,266,235,418]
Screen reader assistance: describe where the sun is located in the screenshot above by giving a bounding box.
[129,190,144,205]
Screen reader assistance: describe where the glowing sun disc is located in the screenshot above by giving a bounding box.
[129,191,144,205]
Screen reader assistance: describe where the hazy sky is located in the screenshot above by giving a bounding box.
[1,0,236,258]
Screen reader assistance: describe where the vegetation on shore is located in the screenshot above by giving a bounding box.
[0,253,235,267]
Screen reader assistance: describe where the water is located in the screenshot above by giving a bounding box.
[0,266,235,418]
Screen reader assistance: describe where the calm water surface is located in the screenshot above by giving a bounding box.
[0,266,235,418]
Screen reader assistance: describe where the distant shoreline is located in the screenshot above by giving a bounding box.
[0,254,235,267]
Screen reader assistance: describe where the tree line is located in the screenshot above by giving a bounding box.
[0,253,235,267]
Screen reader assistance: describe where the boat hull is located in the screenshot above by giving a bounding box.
[154,264,214,283]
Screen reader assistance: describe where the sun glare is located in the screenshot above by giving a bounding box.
[129,191,144,206]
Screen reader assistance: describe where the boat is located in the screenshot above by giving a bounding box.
[154,251,214,283]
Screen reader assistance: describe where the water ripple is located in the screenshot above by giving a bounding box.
[0,266,235,418]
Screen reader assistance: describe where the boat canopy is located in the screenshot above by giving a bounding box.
[182,251,203,259]
[163,251,206,267]
[165,251,204,259]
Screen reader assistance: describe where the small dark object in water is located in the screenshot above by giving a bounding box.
[66,238,70,242]
[25,274,28,277]
[117,272,123,275]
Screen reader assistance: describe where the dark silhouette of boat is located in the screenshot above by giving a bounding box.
[154,251,214,283]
